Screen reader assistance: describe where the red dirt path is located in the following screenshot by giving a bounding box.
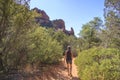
[0,58,80,80]
[31,58,80,80]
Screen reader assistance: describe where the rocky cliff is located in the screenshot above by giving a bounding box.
[32,8,74,36]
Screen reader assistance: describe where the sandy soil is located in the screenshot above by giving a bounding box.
[0,58,80,80]
[60,58,79,80]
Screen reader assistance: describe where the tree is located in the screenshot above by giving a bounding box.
[0,0,64,72]
[79,17,102,49]
[104,0,120,49]
[0,0,32,71]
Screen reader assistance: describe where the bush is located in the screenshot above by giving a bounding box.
[28,27,63,64]
[75,47,120,80]
[0,27,63,72]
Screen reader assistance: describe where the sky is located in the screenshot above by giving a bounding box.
[30,0,105,37]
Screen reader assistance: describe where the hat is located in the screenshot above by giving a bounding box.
[67,45,71,49]
[67,46,71,48]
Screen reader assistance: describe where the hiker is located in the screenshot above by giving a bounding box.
[65,46,73,76]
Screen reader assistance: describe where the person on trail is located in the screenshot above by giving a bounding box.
[65,46,73,77]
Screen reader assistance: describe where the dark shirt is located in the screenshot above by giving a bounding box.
[66,50,72,60]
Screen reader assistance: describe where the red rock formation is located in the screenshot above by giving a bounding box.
[52,19,74,35]
[33,7,49,20]
[40,10,49,20]
[32,8,74,36]
[64,27,74,35]
[52,19,65,31]
[70,27,74,35]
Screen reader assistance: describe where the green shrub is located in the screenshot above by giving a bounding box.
[75,47,120,80]
[1,27,63,71]
[28,27,63,64]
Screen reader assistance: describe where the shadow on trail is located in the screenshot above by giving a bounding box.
[72,77,80,80]
[0,63,71,80]
[0,59,80,80]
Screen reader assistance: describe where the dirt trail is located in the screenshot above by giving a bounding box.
[60,58,79,80]
[0,58,80,80]
[25,58,80,80]
[41,58,80,80]
[72,58,79,80]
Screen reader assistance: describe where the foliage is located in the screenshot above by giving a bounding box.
[52,30,78,56]
[52,30,68,47]
[28,27,63,64]
[75,47,120,80]
[0,0,33,71]
[78,17,102,50]
[0,0,63,72]
[104,0,120,49]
